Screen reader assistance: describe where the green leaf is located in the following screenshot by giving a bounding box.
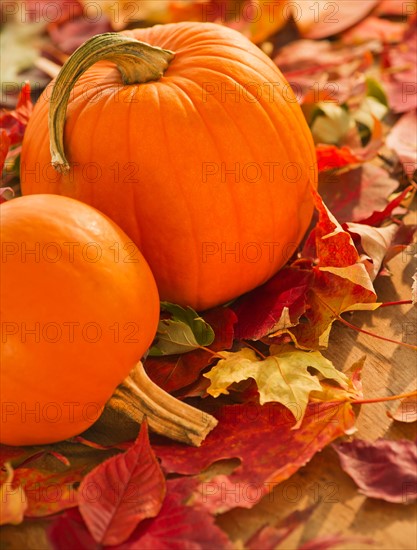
[366,77,388,107]
[149,302,215,356]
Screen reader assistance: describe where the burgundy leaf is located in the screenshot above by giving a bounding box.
[116,478,231,550]
[341,16,405,44]
[334,438,417,504]
[78,421,166,546]
[298,0,380,40]
[386,111,417,178]
[48,508,97,550]
[232,268,312,340]
[319,164,400,225]
[246,504,317,550]
[48,478,231,550]
[275,39,372,105]
[154,401,355,513]
[48,15,112,55]
[356,185,412,226]
[383,19,417,113]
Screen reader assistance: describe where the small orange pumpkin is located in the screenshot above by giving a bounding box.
[21,22,317,310]
[0,194,159,445]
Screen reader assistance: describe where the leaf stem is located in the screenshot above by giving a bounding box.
[336,315,417,351]
[379,300,413,308]
[351,389,417,405]
[199,346,225,360]
[244,341,267,359]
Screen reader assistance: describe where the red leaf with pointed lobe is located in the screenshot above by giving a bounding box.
[334,438,417,504]
[0,130,10,173]
[48,478,231,550]
[355,185,412,227]
[78,421,166,546]
[316,119,383,172]
[154,400,355,513]
[318,164,400,225]
[0,82,33,146]
[306,188,360,267]
[232,268,313,340]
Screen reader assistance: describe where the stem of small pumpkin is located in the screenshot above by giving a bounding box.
[49,32,174,173]
[107,362,218,447]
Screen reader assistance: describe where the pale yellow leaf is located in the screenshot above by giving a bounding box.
[0,464,27,526]
[205,347,350,426]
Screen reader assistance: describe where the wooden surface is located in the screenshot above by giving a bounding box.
[1,219,416,550]
[219,228,417,549]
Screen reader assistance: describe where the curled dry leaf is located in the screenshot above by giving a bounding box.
[274,191,379,349]
[388,395,417,423]
[346,222,400,280]
[0,463,27,526]
[334,438,417,504]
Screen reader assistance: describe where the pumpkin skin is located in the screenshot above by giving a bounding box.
[21,22,317,311]
[0,195,159,445]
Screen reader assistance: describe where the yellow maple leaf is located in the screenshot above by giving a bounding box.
[204,346,350,426]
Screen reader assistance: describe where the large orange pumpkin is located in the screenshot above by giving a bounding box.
[21,22,317,310]
[0,194,159,445]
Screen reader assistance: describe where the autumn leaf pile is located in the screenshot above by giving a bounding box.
[1,1,416,549]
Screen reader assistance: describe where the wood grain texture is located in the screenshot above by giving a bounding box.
[218,227,417,549]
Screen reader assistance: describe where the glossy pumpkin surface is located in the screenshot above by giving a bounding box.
[21,22,317,310]
[0,195,159,445]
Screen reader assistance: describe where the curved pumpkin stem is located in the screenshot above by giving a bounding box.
[49,33,174,173]
[106,362,218,447]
